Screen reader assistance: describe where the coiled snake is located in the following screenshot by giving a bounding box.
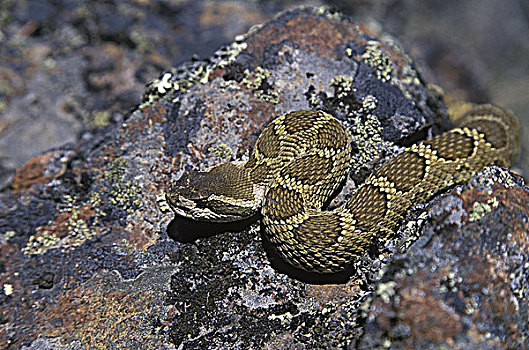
[167,103,520,273]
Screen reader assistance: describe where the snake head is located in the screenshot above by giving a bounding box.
[166,163,259,222]
[166,170,218,220]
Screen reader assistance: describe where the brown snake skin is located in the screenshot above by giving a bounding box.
[167,104,520,273]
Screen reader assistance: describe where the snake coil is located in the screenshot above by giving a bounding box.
[168,104,520,273]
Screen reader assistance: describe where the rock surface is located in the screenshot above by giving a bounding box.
[0,7,527,349]
[2,0,528,176]
[0,0,279,172]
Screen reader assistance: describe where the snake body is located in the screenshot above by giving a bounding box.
[168,104,520,273]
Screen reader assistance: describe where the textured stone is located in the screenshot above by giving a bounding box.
[354,167,529,348]
[0,7,527,349]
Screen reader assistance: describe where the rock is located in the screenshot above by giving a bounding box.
[0,0,275,170]
[0,7,527,349]
[354,167,529,348]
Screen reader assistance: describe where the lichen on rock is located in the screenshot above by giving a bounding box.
[0,6,527,349]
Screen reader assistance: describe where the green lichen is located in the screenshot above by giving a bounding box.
[314,5,348,21]
[465,166,520,222]
[380,34,421,87]
[141,6,351,108]
[0,78,13,96]
[243,67,279,104]
[3,284,13,296]
[84,110,112,128]
[361,41,395,83]
[306,86,320,107]
[0,100,7,113]
[330,75,355,100]
[23,193,106,255]
[326,75,392,175]
[469,197,499,222]
[471,166,519,189]
[1,230,15,242]
[61,197,93,247]
[512,261,529,300]
[140,33,249,107]
[346,94,393,174]
[156,193,172,213]
[22,158,142,255]
[23,231,61,255]
[360,94,378,111]
[89,191,106,225]
[129,30,156,54]
[104,157,143,214]
[346,32,421,102]
[376,281,397,304]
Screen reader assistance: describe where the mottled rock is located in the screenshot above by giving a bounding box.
[0,7,527,349]
[0,0,281,170]
[354,167,529,349]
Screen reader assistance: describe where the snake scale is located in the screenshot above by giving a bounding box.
[167,103,520,273]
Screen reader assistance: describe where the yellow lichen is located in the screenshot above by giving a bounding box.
[330,75,355,99]
[243,67,279,104]
[104,157,144,214]
[361,41,395,83]
[469,197,499,222]
[23,193,106,255]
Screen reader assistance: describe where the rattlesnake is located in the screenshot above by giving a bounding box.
[167,103,520,273]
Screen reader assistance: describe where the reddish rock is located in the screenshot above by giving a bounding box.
[0,7,526,349]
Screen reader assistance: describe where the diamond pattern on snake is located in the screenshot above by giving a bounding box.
[167,104,520,273]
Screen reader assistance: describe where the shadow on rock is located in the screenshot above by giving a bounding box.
[166,213,356,284]
[166,213,261,243]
